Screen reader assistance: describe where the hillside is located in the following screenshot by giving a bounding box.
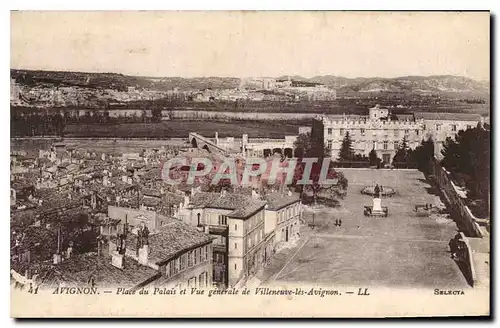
[10,69,240,91]
[12,69,489,99]
[281,75,490,97]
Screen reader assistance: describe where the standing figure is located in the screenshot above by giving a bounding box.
[374,184,381,198]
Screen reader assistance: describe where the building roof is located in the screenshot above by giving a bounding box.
[124,219,213,265]
[394,114,415,121]
[19,253,160,289]
[264,192,300,211]
[190,192,266,219]
[413,112,482,122]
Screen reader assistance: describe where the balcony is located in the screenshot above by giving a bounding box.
[208,225,229,235]
[213,244,227,253]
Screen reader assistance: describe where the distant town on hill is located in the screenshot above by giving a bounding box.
[10,69,489,116]
[11,69,489,96]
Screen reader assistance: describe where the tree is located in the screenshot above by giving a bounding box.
[392,136,413,164]
[152,108,163,122]
[293,133,313,159]
[369,148,381,167]
[338,131,355,162]
[440,127,490,204]
[411,137,434,173]
[293,132,330,159]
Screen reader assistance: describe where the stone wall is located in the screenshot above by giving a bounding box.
[428,157,484,238]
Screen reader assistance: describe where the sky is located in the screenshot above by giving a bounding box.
[10,11,490,80]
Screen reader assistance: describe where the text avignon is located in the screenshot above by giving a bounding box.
[52,287,98,295]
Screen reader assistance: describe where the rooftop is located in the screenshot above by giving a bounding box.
[264,192,300,211]
[124,218,213,265]
[191,192,267,219]
[18,252,160,289]
[414,112,482,122]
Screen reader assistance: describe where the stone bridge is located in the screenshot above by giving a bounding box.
[188,132,228,154]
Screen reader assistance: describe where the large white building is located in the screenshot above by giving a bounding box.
[321,105,483,163]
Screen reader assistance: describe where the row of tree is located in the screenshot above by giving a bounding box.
[441,125,490,204]
[10,108,167,136]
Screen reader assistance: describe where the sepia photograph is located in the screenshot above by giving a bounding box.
[9,10,490,317]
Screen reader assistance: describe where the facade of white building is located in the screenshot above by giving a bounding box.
[321,106,483,163]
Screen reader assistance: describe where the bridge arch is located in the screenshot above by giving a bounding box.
[272,148,283,155]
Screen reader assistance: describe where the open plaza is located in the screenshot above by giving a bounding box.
[260,169,469,289]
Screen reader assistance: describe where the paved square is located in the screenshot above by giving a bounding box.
[262,169,469,288]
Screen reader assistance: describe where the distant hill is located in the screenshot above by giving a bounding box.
[280,74,489,97]
[10,69,240,91]
[12,69,489,98]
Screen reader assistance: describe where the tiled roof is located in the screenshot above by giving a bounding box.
[19,253,160,289]
[124,219,213,265]
[163,192,184,207]
[141,197,161,207]
[414,112,482,122]
[190,192,266,219]
[394,114,415,121]
[264,192,300,211]
[142,189,161,198]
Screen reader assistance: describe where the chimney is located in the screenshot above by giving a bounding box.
[53,227,62,264]
[138,244,149,266]
[111,250,124,269]
[66,245,73,259]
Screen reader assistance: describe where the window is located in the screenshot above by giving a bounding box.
[327,128,332,135]
[180,254,186,271]
[451,124,457,132]
[394,141,399,150]
[197,213,201,226]
[405,129,409,135]
[188,251,193,267]
[199,273,205,288]
[165,263,171,278]
[340,128,344,135]
[235,224,237,231]
[198,248,202,263]
[416,130,420,136]
[194,249,198,265]
[361,128,365,136]
[394,130,399,137]
[205,245,209,261]
[174,257,179,274]
[218,215,227,225]
[383,141,388,150]
[435,124,441,131]
[327,140,332,149]
[234,242,237,249]
[234,263,237,270]
[188,277,196,288]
